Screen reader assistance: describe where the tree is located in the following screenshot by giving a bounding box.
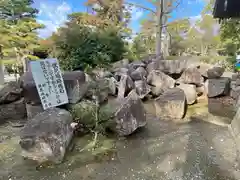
[51,20,126,71]
[127,0,188,57]
[220,19,240,55]
[167,18,190,55]
[0,0,44,74]
[131,33,155,59]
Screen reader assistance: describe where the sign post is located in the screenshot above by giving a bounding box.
[30,58,68,110]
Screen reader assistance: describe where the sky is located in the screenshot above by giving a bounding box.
[32,0,207,38]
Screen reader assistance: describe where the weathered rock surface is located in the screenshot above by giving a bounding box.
[197,63,212,78]
[19,108,74,164]
[111,59,129,70]
[0,98,26,124]
[204,80,209,95]
[128,61,146,70]
[117,75,135,99]
[134,80,151,99]
[222,71,234,79]
[147,70,175,92]
[26,103,44,119]
[114,68,129,81]
[108,90,147,136]
[207,66,224,79]
[63,71,87,104]
[146,59,196,75]
[231,86,240,100]
[231,107,240,144]
[150,86,163,97]
[232,73,240,81]
[0,81,22,104]
[177,67,204,86]
[154,88,186,120]
[20,72,41,104]
[177,84,197,105]
[108,77,118,96]
[208,77,231,98]
[130,67,147,81]
[86,78,109,104]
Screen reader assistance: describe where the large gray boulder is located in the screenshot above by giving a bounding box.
[20,72,41,105]
[0,98,27,124]
[232,73,240,81]
[208,77,231,98]
[146,59,197,75]
[117,75,135,99]
[177,84,197,105]
[154,88,186,120]
[86,78,109,104]
[147,70,175,92]
[128,61,146,70]
[177,67,204,86]
[64,71,87,104]
[19,108,74,164]
[107,90,147,136]
[111,59,129,70]
[207,67,224,79]
[130,67,147,81]
[198,63,224,79]
[26,103,44,119]
[134,80,151,99]
[231,86,240,100]
[114,68,129,81]
[108,77,118,96]
[0,81,22,104]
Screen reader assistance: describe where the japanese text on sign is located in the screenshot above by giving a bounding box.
[30,58,68,110]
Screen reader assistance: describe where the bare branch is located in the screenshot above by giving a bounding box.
[164,0,182,14]
[124,2,156,15]
[95,0,106,7]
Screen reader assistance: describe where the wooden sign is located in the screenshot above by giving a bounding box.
[30,58,68,110]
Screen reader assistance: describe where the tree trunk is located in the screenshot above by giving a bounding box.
[0,61,5,85]
[155,0,163,57]
[22,56,29,73]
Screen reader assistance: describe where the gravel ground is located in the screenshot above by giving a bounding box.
[0,100,240,180]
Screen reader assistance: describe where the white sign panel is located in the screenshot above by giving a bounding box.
[30,58,68,110]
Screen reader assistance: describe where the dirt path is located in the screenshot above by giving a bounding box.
[0,102,240,180]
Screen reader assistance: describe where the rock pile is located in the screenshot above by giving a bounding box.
[0,55,236,164]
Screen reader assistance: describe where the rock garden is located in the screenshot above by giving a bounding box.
[1,56,240,179]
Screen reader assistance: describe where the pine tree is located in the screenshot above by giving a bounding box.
[0,0,44,74]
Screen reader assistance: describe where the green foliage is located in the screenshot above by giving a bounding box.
[220,19,240,55]
[0,0,43,74]
[70,100,114,130]
[52,23,126,71]
[130,33,155,60]
[0,0,38,20]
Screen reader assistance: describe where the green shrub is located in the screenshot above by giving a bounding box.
[70,100,114,130]
[52,24,126,71]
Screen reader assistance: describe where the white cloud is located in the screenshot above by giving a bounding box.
[37,1,72,38]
